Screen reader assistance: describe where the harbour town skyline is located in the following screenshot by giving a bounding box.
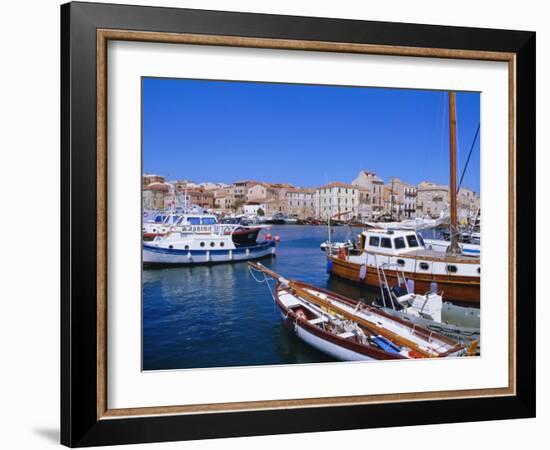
[143,169,480,222]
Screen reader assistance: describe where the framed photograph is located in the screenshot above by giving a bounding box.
[61,1,535,447]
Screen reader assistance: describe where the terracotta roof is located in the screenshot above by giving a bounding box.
[317,182,357,190]
[146,182,170,192]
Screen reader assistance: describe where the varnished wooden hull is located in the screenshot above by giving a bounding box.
[329,256,480,304]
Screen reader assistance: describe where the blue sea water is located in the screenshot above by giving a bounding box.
[142,225,376,370]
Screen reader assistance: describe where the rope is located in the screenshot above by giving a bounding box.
[458,123,480,191]
[249,266,276,300]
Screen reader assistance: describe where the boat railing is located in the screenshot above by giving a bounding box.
[376,263,411,311]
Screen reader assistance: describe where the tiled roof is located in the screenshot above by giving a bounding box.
[317,182,357,190]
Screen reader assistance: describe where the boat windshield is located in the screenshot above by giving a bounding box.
[406,234,420,248]
[201,217,216,225]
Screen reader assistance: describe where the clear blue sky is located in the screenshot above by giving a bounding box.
[142,78,480,193]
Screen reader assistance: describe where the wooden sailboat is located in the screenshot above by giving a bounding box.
[249,262,469,361]
[328,92,481,304]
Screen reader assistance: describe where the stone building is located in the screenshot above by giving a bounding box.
[383,178,417,219]
[416,181,449,218]
[143,174,165,188]
[143,181,171,211]
[351,170,385,214]
[284,187,315,219]
[314,182,359,220]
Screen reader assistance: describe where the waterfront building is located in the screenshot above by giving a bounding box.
[356,187,373,221]
[187,188,214,209]
[143,174,166,188]
[243,202,269,216]
[457,187,480,223]
[416,181,449,218]
[233,180,259,200]
[143,181,171,210]
[314,182,359,220]
[284,187,315,219]
[383,178,417,219]
[246,183,280,202]
[351,170,385,214]
[214,191,234,211]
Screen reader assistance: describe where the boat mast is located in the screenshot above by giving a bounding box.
[448,91,460,254]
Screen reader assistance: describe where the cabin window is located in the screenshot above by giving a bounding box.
[419,262,429,270]
[447,265,458,273]
[394,237,406,249]
[477,267,480,274]
[396,259,405,266]
[202,218,216,225]
[220,242,225,247]
[369,236,380,247]
[417,234,425,247]
[381,237,392,249]
[406,235,420,248]
[210,242,215,247]
[184,245,189,250]
[168,245,173,249]
[200,242,205,247]
[188,217,200,225]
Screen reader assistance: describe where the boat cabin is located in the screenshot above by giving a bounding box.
[359,229,426,256]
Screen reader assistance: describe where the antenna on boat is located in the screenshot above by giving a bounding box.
[447,91,461,255]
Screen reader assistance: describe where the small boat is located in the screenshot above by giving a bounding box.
[143,224,276,267]
[320,240,354,253]
[265,213,298,225]
[371,263,480,344]
[249,262,471,361]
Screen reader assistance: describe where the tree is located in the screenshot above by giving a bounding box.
[232,198,246,212]
[257,208,265,217]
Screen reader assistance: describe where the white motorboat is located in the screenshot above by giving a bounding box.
[143,224,276,266]
[142,212,218,241]
[320,240,354,253]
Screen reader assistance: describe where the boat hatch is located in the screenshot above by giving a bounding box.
[338,331,355,339]
[278,292,302,309]
[309,317,329,325]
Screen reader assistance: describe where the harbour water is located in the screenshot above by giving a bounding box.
[143,224,480,370]
[143,225,375,370]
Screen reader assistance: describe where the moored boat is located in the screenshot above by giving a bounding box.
[329,228,480,304]
[143,224,275,267]
[249,262,470,361]
[328,92,480,304]
[142,212,218,241]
